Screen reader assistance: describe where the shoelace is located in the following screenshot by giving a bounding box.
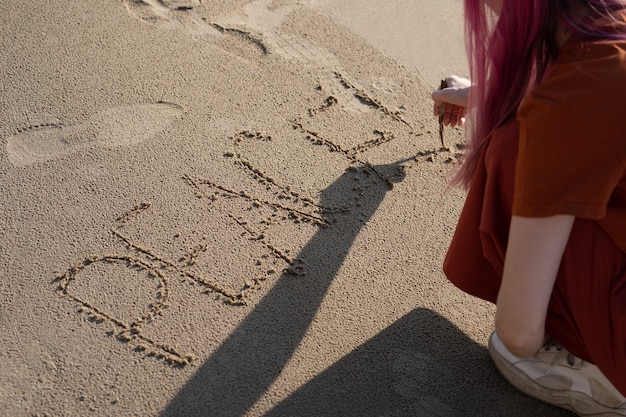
[541,339,583,369]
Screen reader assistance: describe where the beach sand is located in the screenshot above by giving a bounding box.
[0,1,573,416]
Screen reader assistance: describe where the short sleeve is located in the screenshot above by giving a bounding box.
[514,91,624,219]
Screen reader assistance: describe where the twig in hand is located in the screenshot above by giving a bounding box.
[438,79,449,151]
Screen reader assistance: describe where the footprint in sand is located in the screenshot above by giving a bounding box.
[5,102,183,167]
[211,0,337,68]
[124,0,217,34]
[213,0,376,112]
[124,0,367,112]
[124,0,339,72]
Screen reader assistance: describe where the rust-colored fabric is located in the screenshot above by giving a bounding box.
[443,121,626,394]
[515,38,626,253]
[443,122,519,304]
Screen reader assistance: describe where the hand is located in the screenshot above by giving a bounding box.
[432,75,471,128]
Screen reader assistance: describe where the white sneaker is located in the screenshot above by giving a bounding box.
[489,332,626,416]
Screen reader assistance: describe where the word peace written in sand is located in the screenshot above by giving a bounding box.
[52,69,460,366]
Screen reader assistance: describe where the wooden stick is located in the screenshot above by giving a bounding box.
[438,79,448,150]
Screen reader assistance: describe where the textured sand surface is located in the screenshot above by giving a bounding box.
[0,0,573,416]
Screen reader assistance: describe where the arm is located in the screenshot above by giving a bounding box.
[495,214,575,357]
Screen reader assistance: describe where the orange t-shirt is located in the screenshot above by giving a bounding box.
[514,37,626,253]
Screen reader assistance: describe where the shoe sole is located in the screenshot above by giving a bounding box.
[488,337,626,417]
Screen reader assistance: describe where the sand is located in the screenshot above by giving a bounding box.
[0,1,573,416]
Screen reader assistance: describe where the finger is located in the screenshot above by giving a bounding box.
[457,107,468,126]
[433,96,453,118]
[434,100,448,117]
[445,108,455,127]
[453,110,467,127]
[445,105,463,127]
[441,104,455,126]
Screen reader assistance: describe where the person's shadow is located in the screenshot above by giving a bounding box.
[160,162,573,417]
[264,306,574,417]
[159,162,404,417]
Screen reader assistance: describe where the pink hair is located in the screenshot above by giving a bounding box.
[454,0,626,189]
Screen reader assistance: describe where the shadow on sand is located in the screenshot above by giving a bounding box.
[160,162,572,417]
[263,306,573,417]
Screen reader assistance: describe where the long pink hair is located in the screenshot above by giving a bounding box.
[455,0,626,189]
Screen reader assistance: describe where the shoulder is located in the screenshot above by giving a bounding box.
[527,39,626,105]
[519,39,626,158]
